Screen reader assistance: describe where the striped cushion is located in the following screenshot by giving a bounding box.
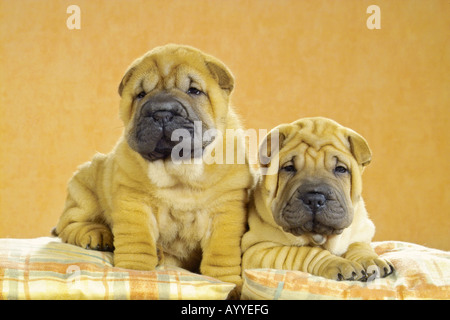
[0,237,234,300]
[242,241,450,300]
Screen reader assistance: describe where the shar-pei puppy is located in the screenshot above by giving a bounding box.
[242,117,394,281]
[53,44,253,291]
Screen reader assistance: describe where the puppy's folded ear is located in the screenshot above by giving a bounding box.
[118,66,136,97]
[258,124,293,176]
[259,129,284,169]
[347,131,372,167]
[205,60,234,94]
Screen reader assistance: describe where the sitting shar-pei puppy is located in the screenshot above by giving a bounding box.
[53,44,252,292]
[242,117,394,281]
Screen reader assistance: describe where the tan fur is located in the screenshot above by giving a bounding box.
[242,117,393,281]
[53,44,253,292]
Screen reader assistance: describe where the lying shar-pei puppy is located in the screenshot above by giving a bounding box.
[53,44,252,291]
[242,117,394,281]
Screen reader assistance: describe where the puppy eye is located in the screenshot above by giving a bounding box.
[136,91,146,99]
[187,87,203,96]
[334,166,348,174]
[281,165,296,173]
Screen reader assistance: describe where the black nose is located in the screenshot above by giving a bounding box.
[140,96,187,121]
[302,192,326,211]
[152,110,174,122]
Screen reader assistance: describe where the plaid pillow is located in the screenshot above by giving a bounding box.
[0,237,234,300]
[242,241,450,300]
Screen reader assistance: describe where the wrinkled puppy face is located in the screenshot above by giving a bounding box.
[261,118,371,241]
[275,146,354,237]
[118,44,234,161]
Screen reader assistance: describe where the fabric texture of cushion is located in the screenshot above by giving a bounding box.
[0,237,234,300]
[242,241,450,300]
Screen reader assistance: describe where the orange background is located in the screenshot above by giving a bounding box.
[0,0,449,250]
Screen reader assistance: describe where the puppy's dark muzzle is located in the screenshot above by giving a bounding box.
[277,183,353,237]
[130,94,197,161]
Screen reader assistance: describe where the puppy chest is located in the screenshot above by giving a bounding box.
[155,207,212,258]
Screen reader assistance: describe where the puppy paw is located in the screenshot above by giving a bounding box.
[57,222,114,252]
[79,224,114,252]
[358,257,395,281]
[320,257,365,281]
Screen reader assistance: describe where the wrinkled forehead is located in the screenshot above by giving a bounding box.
[129,50,209,94]
[289,121,349,149]
[280,130,354,169]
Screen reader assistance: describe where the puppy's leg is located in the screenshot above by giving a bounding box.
[243,242,365,281]
[343,242,395,280]
[200,201,247,297]
[111,187,158,271]
[54,158,113,251]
